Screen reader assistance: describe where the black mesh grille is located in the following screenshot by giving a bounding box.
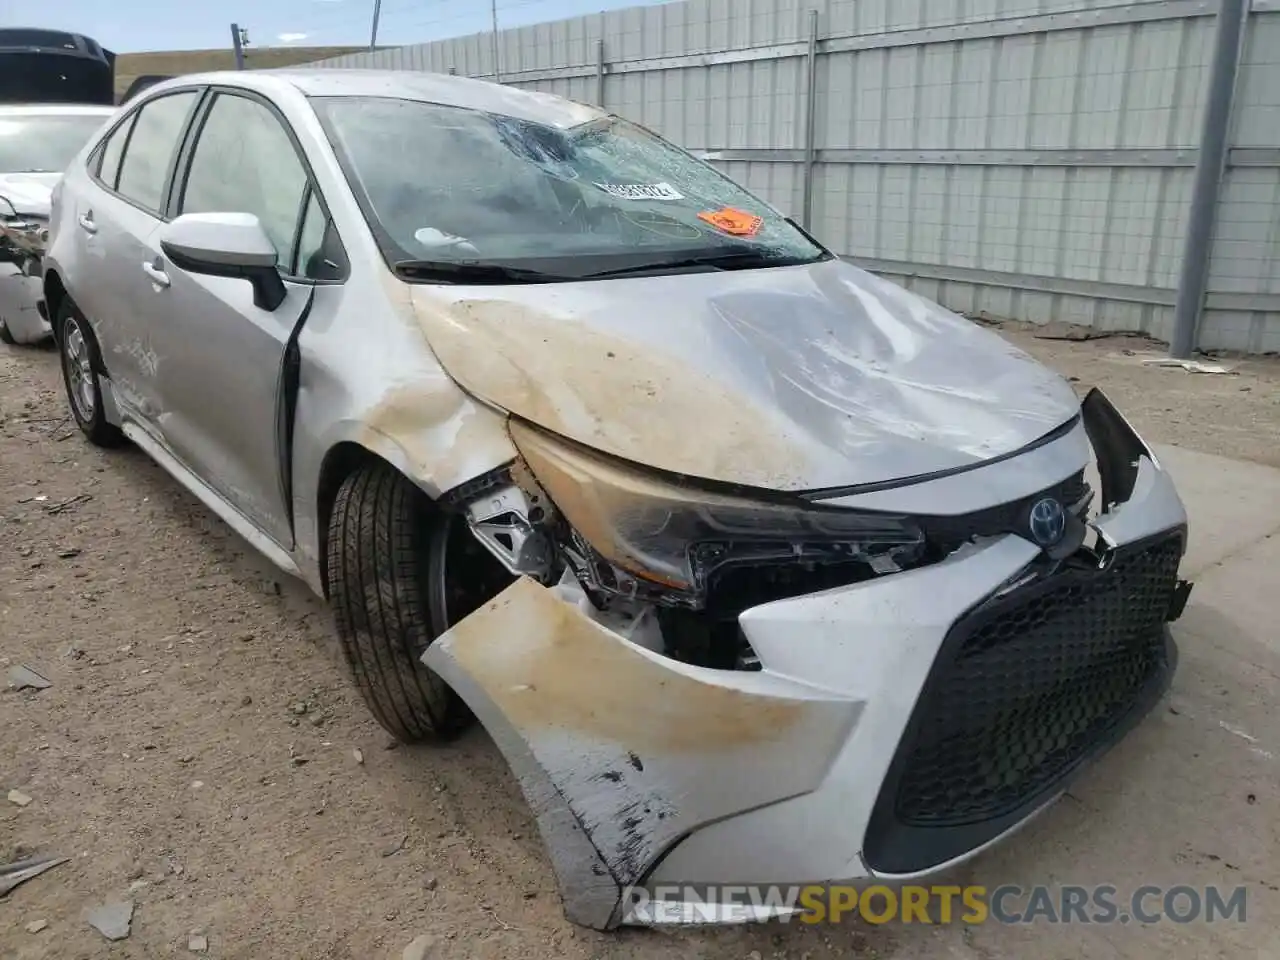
[893,534,1182,827]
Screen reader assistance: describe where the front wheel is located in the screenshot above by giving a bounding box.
[57,301,125,448]
[326,461,514,743]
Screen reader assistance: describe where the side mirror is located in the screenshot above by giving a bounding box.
[159,212,287,311]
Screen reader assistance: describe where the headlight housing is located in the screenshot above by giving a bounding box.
[509,420,925,605]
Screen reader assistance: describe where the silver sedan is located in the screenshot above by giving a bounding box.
[42,69,1192,930]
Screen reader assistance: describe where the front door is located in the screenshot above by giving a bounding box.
[143,90,332,549]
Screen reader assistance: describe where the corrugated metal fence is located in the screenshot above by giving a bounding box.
[310,0,1280,354]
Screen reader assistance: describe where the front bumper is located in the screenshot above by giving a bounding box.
[423,389,1190,930]
[0,259,50,344]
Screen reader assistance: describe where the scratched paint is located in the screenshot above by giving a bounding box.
[425,576,860,921]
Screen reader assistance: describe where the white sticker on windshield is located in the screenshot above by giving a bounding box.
[594,182,685,201]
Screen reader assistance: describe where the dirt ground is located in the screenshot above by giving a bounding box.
[1,328,1278,960]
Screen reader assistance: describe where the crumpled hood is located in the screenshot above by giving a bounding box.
[407,257,1081,492]
[0,172,58,218]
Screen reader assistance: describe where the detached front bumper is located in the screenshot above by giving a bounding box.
[423,389,1190,930]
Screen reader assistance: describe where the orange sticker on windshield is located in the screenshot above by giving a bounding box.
[698,207,763,237]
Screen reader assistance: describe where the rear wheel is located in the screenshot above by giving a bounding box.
[57,301,125,448]
[326,461,514,742]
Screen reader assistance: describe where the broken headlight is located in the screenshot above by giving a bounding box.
[509,420,925,603]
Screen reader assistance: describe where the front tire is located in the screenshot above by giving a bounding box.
[57,301,125,448]
[327,462,509,742]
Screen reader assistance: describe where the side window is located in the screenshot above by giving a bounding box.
[180,93,307,259]
[115,91,199,213]
[95,113,134,190]
[294,189,347,281]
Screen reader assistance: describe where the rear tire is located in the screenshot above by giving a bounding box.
[327,462,510,743]
[57,301,125,448]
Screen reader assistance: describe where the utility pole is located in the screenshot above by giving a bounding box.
[490,0,502,82]
[230,23,246,70]
[369,0,381,51]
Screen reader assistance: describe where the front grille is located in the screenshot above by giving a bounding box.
[864,532,1182,873]
[914,469,1091,554]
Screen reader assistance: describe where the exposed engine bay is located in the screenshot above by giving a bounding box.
[0,195,48,275]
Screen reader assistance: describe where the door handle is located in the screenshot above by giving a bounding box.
[78,212,97,235]
[142,261,170,288]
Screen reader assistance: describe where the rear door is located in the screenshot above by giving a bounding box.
[66,89,201,420]
[146,88,348,548]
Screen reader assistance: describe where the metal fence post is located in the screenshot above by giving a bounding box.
[491,0,503,82]
[1169,0,1250,358]
[801,9,820,231]
[596,38,606,107]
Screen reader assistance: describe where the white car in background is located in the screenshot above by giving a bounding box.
[0,103,115,345]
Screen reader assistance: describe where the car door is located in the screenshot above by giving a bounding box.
[145,89,346,549]
[65,89,201,420]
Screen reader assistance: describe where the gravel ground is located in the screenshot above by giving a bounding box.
[2,328,1277,960]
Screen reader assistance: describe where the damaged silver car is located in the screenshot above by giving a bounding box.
[0,103,115,345]
[43,69,1193,930]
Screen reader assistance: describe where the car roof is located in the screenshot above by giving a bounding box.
[147,68,608,130]
[0,103,116,117]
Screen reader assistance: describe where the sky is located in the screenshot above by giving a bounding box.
[23,0,671,54]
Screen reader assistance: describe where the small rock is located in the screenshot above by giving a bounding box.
[1240,385,1252,392]
[188,933,209,952]
[423,874,438,892]
[291,702,309,716]
[7,665,51,690]
[523,891,537,899]
[191,781,204,790]
[127,862,144,881]
[382,834,408,857]
[241,696,252,707]
[8,789,32,807]
[383,736,400,751]
[85,900,133,941]
[64,645,85,660]
[403,934,440,960]
[240,632,255,642]
[1247,793,1257,804]
[353,748,364,765]
[290,756,309,767]
[309,714,325,727]
[25,919,47,933]
[129,879,150,892]
[57,548,81,559]
[288,718,300,727]
[179,754,194,764]
[747,952,763,960]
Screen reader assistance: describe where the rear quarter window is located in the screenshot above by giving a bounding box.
[113,91,198,214]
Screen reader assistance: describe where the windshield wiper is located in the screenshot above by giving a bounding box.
[576,249,825,279]
[392,259,573,284]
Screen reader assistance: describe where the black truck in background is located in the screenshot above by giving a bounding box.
[0,28,116,104]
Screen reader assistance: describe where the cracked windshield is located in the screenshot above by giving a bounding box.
[313,95,827,277]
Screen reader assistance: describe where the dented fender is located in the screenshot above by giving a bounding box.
[422,577,860,930]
